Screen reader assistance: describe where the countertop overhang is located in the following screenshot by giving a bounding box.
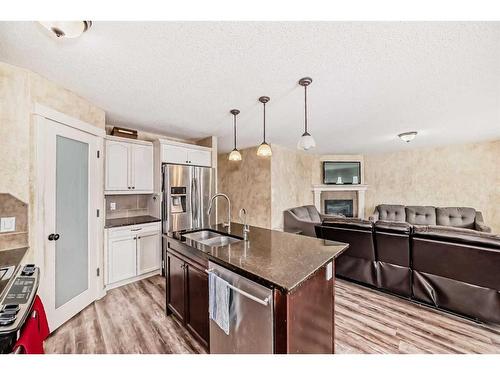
[105,215,161,229]
[168,223,348,293]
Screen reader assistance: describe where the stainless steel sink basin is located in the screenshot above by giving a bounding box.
[183,230,242,247]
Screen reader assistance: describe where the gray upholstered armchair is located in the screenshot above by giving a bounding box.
[283,205,344,237]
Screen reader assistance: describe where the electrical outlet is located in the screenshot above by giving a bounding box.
[110,202,116,211]
[0,217,16,233]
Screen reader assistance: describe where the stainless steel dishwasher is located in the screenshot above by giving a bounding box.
[207,261,274,354]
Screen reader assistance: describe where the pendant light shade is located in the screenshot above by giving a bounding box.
[228,149,242,161]
[257,96,272,157]
[256,142,272,157]
[228,109,242,161]
[297,77,316,151]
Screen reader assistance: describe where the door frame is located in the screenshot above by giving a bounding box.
[32,104,106,327]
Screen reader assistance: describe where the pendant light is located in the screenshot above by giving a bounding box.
[228,109,242,161]
[297,77,316,151]
[38,21,92,38]
[256,96,272,157]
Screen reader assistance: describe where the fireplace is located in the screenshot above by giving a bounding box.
[324,199,354,217]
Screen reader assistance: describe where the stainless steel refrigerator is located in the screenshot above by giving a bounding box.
[162,164,215,234]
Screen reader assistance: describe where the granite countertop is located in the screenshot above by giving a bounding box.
[0,247,28,299]
[171,223,348,293]
[105,215,161,229]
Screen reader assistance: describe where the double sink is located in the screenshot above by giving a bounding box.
[183,229,243,248]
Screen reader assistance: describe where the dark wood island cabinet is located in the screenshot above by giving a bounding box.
[164,223,348,354]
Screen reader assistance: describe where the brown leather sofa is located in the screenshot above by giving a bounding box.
[283,205,343,237]
[412,225,500,324]
[315,205,500,323]
[315,217,377,287]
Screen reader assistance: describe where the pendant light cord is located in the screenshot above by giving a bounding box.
[263,102,266,143]
[304,85,308,134]
[233,113,237,149]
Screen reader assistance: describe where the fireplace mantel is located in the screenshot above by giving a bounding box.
[312,184,368,218]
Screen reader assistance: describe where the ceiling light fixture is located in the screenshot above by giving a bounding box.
[228,109,242,161]
[398,131,418,143]
[38,21,92,38]
[256,96,272,157]
[297,77,316,151]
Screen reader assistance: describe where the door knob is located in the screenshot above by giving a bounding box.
[48,233,60,241]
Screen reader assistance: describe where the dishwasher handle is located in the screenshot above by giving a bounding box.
[205,269,270,306]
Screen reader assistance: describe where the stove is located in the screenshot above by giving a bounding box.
[0,264,40,353]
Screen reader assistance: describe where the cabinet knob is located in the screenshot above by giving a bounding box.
[48,233,60,241]
[132,186,135,189]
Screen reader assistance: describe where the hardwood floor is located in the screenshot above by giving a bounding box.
[45,275,500,354]
[45,276,206,354]
[335,280,500,354]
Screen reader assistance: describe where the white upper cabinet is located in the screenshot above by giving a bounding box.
[187,149,212,167]
[105,137,153,194]
[132,144,154,191]
[161,143,212,167]
[162,144,189,165]
[105,140,129,191]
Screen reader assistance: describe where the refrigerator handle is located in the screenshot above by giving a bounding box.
[190,173,196,228]
[163,165,171,234]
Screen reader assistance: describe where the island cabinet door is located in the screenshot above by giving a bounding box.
[185,262,209,347]
[166,251,186,322]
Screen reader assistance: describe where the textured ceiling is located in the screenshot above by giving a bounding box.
[1,21,499,154]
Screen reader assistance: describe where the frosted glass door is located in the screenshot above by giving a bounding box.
[55,136,89,308]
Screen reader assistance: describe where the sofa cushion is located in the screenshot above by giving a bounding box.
[436,207,476,229]
[405,206,436,225]
[322,217,373,230]
[374,220,412,234]
[289,205,321,223]
[377,204,406,222]
[413,225,500,249]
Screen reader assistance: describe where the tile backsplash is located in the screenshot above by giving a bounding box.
[0,193,28,251]
[105,194,154,219]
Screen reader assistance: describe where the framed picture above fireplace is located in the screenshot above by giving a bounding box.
[323,161,361,185]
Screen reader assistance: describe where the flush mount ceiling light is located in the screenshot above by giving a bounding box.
[398,131,418,143]
[256,96,272,157]
[228,109,242,161]
[38,21,92,38]
[297,77,316,151]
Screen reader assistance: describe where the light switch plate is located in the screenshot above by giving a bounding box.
[0,217,16,233]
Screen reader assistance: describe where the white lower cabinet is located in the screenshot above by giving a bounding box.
[137,232,161,275]
[106,222,161,287]
[108,236,137,284]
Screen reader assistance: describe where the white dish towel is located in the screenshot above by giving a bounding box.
[208,272,230,335]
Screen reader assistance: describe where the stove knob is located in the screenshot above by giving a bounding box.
[0,312,16,326]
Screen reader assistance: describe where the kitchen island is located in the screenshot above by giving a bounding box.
[164,223,348,354]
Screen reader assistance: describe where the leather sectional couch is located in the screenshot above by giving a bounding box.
[283,205,343,237]
[315,204,500,324]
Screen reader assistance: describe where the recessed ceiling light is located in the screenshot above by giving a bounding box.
[398,131,418,143]
[38,21,92,38]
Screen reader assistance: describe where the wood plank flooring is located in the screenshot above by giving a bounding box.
[45,276,206,354]
[335,280,500,354]
[45,275,500,354]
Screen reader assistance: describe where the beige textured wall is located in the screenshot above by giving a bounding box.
[217,146,271,228]
[364,140,500,233]
[0,63,31,203]
[0,62,105,257]
[270,144,319,230]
